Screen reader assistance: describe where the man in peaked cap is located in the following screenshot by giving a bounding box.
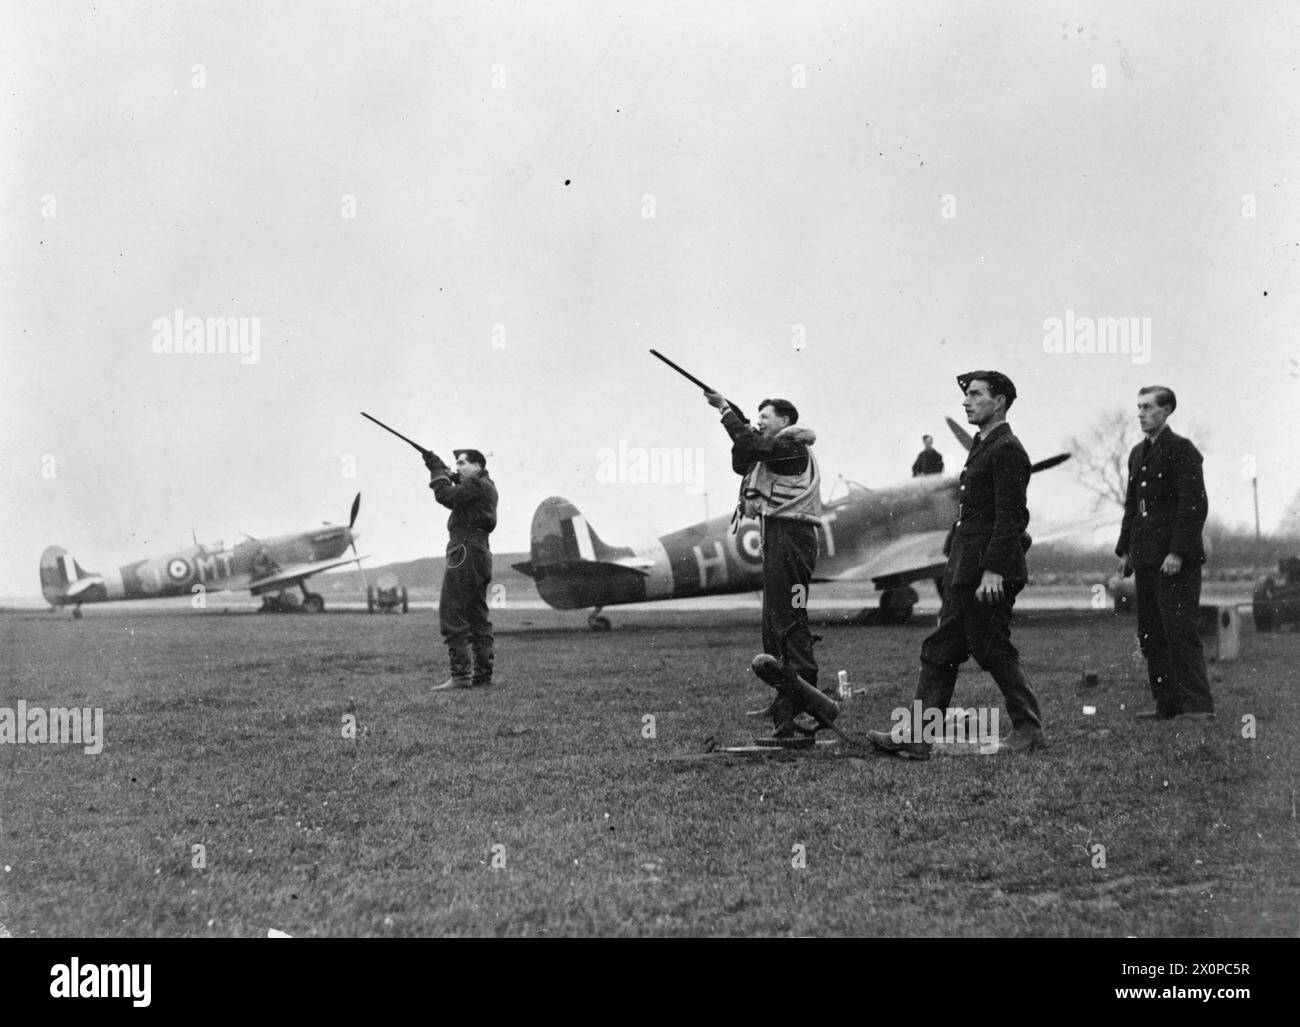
[426,448,499,691]
[868,370,1046,758]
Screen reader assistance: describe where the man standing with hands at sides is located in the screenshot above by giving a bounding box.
[912,435,945,476]
[868,371,1046,759]
[703,389,824,738]
[1116,387,1214,721]
[427,448,499,691]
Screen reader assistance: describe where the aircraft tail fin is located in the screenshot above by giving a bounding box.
[512,497,650,608]
[517,496,627,574]
[39,545,103,605]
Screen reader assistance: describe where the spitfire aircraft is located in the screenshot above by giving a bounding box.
[513,421,1076,629]
[40,495,366,616]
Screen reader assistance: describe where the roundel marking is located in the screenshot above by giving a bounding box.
[732,521,763,567]
[167,558,191,581]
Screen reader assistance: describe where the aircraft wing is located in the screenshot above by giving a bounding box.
[1028,512,1122,546]
[821,531,951,588]
[822,512,1122,589]
[248,554,368,593]
[513,557,650,580]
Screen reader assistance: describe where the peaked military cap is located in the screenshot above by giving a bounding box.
[956,370,1017,407]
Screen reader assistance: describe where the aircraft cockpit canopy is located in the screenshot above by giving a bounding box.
[826,476,872,506]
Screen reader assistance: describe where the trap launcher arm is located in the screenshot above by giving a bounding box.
[648,349,742,417]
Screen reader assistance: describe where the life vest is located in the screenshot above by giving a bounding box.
[734,425,822,527]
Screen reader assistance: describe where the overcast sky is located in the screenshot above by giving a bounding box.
[2,0,1297,596]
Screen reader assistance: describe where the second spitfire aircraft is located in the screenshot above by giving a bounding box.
[513,420,1075,629]
[40,494,366,616]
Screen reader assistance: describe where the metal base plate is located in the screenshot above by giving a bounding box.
[749,735,816,749]
[657,737,841,762]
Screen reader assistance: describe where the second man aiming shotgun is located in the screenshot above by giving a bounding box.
[361,412,499,690]
[426,447,499,691]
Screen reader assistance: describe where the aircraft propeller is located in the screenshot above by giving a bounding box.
[946,416,1069,474]
[1030,453,1070,474]
[945,416,975,452]
[345,492,368,598]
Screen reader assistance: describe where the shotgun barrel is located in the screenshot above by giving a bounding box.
[649,349,715,393]
[360,412,432,457]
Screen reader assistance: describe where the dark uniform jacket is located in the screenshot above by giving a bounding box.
[1115,428,1206,569]
[430,471,498,543]
[912,449,944,476]
[943,422,1032,586]
[720,406,810,476]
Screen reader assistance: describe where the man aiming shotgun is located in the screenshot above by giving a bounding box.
[650,352,831,741]
[362,413,499,691]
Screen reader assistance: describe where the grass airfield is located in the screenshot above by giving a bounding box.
[0,605,1295,937]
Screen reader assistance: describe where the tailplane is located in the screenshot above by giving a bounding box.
[40,546,105,605]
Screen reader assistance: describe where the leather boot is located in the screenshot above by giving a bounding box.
[986,658,1043,733]
[1145,662,1181,718]
[471,636,495,688]
[433,642,473,691]
[997,726,1048,753]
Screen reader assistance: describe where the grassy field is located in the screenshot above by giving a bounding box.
[0,605,1295,937]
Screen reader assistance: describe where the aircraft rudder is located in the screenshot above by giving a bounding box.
[529,496,618,564]
[39,545,80,604]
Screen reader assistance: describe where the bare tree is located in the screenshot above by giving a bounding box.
[1066,409,1133,511]
[1066,408,1212,513]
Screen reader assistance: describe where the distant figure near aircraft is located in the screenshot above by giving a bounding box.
[912,435,944,477]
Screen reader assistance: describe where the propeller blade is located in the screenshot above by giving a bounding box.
[945,416,974,453]
[1030,453,1071,474]
[351,540,370,596]
[349,493,361,529]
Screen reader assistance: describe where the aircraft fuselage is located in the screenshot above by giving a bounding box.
[41,527,354,606]
[528,476,959,610]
